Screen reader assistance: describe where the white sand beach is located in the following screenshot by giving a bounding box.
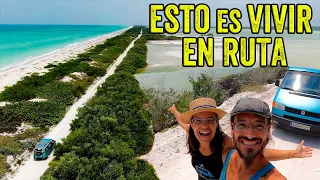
[0,26,132,93]
[5,29,143,180]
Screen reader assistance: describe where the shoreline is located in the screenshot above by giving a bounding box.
[6,29,144,180]
[0,26,133,93]
[0,49,62,72]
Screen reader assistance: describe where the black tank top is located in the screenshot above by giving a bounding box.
[191,151,223,180]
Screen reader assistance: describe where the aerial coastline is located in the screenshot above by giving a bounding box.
[0,26,132,93]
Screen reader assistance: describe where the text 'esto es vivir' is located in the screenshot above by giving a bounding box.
[149,4,313,67]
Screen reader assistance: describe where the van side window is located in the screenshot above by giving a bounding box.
[311,77,320,90]
[282,73,295,87]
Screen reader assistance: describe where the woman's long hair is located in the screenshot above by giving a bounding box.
[187,115,225,157]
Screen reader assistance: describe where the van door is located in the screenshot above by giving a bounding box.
[45,142,53,157]
[49,141,55,154]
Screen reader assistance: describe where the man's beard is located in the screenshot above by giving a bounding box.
[233,135,270,168]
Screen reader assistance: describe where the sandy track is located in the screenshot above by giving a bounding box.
[140,84,320,180]
[6,30,143,180]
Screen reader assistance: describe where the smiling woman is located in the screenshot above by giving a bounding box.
[168,97,313,180]
[177,97,227,179]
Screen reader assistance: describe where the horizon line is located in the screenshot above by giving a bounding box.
[1,24,320,28]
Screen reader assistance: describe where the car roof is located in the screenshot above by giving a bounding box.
[35,138,52,149]
[289,66,320,74]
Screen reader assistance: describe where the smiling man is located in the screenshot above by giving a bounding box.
[219,98,287,180]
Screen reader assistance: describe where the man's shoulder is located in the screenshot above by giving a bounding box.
[263,167,287,180]
[222,148,235,164]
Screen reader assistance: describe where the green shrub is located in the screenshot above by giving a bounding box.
[174,91,193,113]
[0,27,138,103]
[189,73,216,99]
[44,64,57,69]
[115,33,149,74]
[15,128,48,140]
[143,87,177,133]
[116,63,136,74]
[41,152,87,180]
[188,66,289,105]
[0,154,10,179]
[0,82,37,102]
[125,159,159,180]
[41,26,158,179]
[21,139,39,152]
[0,146,15,155]
[101,140,135,161]
[145,66,289,132]
[1,101,66,128]
[36,81,77,105]
[0,106,21,133]
[0,136,22,155]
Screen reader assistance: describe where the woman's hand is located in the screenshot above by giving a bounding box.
[291,140,313,158]
[167,104,190,132]
[168,104,177,114]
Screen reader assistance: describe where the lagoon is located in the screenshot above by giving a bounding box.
[135,28,320,91]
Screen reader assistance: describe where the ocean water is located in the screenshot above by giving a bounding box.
[0,24,128,70]
[135,28,320,91]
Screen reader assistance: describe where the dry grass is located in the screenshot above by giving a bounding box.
[240,84,266,93]
[0,154,10,178]
[0,127,48,178]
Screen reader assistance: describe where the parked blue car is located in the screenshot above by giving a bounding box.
[272,66,320,136]
[33,138,56,160]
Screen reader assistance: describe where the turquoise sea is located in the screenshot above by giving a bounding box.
[0,24,128,70]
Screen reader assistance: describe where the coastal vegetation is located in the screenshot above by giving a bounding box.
[41,72,158,179]
[0,27,142,132]
[41,27,159,179]
[0,26,144,179]
[145,66,289,132]
[0,25,181,179]
[0,24,289,179]
[41,27,183,179]
[0,27,142,104]
[116,27,181,75]
[0,127,48,177]
[115,37,148,74]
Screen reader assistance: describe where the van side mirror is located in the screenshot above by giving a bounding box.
[275,79,280,87]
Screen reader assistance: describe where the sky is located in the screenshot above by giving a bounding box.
[0,0,319,27]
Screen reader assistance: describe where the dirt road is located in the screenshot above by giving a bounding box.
[7,30,143,180]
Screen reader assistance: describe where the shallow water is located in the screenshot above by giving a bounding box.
[0,25,128,70]
[135,28,320,91]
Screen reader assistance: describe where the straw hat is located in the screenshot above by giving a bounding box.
[180,97,227,124]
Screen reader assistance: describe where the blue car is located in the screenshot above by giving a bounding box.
[33,138,56,160]
[272,66,320,136]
